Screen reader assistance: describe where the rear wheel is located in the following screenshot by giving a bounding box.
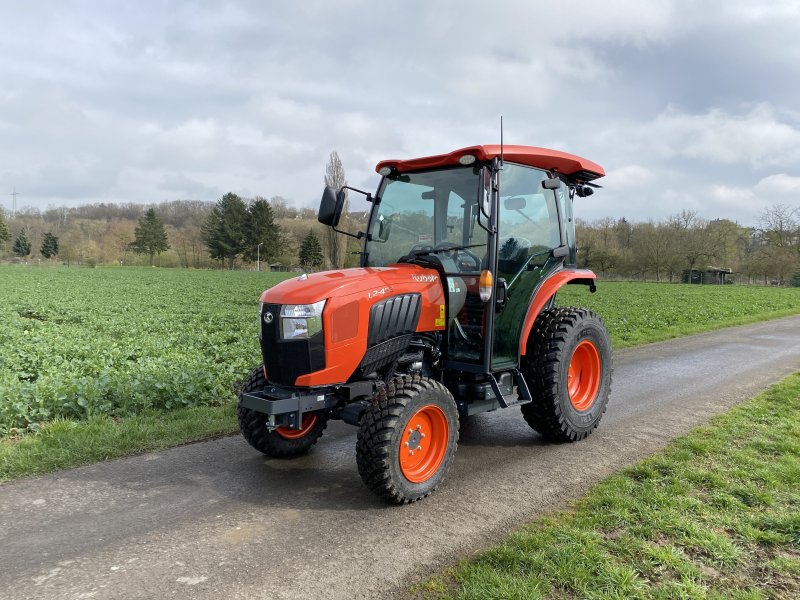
[237,365,328,457]
[357,374,459,504]
[520,307,612,441]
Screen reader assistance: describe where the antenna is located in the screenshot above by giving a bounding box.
[9,187,19,218]
[500,116,504,169]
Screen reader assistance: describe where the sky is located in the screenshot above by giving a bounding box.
[1,0,799,224]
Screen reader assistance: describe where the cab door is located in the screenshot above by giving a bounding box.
[491,163,564,370]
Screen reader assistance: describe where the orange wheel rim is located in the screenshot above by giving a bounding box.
[275,413,318,439]
[399,405,448,484]
[568,340,601,411]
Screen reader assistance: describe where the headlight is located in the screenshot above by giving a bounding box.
[280,300,326,340]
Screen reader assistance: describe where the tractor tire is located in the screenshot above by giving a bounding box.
[237,365,328,458]
[520,307,612,442]
[356,374,459,504]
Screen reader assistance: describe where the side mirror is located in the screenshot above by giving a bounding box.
[543,177,561,190]
[575,185,594,197]
[318,186,345,227]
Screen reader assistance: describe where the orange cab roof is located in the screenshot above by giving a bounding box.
[375,144,604,181]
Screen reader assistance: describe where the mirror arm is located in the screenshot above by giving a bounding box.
[340,185,373,202]
[332,226,365,240]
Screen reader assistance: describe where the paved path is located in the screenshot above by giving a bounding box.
[2,316,799,600]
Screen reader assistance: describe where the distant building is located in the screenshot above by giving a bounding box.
[269,263,290,272]
[682,266,733,285]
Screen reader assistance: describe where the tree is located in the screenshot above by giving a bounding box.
[12,228,31,258]
[324,150,348,268]
[0,212,9,247]
[201,192,248,269]
[40,232,59,259]
[129,208,170,266]
[244,197,282,265]
[299,229,324,270]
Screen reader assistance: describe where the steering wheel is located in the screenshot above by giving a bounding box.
[434,242,482,271]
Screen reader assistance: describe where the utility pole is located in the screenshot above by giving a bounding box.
[257,242,263,272]
[9,187,19,218]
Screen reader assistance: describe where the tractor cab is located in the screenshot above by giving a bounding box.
[237,144,612,504]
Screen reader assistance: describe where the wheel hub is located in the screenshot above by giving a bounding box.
[567,340,601,411]
[399,405,448,483]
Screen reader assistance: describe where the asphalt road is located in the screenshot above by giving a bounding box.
[2,316,800,600]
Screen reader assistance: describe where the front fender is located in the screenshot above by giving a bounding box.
[518,269,596,356]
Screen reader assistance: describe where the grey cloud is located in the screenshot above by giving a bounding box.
[0,1,798,224]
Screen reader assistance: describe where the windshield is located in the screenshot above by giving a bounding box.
[365,165,487,271]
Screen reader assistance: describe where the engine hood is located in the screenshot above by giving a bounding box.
[259,264,441,305]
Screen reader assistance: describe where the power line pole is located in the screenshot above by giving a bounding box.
[9,187,19,218]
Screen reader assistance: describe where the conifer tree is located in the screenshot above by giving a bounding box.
[299,230,324,270]
[12,228,31,257]
[40,232,59,259]
[201,192,248,269]
[244,197,282,263]
[129,208,170,266]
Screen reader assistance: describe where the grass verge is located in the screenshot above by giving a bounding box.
[416,373,800,599]
[0,403,237,481]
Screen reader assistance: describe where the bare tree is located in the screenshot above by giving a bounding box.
[323,150,348,269]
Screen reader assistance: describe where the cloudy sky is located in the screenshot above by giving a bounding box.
[1,1,799,224]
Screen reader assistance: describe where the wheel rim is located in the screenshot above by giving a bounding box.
[399,405,449,484]
[567,340,601,411]
[275,413,318,439]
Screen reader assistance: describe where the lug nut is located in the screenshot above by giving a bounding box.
[417,446,422,451]
[409,450,414,456]
[404,441,409,447]
[420,433,426,438]
[416,424,421,430]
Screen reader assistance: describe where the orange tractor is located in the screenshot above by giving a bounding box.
[238,145,612,503]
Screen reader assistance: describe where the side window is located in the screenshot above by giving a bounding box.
[497,163,561,279]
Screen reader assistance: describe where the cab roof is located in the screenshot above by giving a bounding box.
[375,144,604,181]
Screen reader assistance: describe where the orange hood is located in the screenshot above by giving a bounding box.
[259,264,442,305]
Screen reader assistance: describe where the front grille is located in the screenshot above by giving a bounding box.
[259,303,325,386]
[354,294,421,378]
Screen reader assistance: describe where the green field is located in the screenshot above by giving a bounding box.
[2,266,799,438]
[0,266,293,436]
[557,281,800,348]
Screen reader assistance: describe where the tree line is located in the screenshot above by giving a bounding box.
[0,152,354,271]
[1,156,797,283]
[576,205,800,285]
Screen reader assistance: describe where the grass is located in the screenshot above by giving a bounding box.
[416,373,800,599]
[1,268,799,482]
[0,403,237,481]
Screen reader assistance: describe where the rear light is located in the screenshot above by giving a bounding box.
[378,166,393,176]
[479,270,493,302]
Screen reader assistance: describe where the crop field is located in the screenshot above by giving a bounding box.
[1,266,799,437]
[0,266,293,436]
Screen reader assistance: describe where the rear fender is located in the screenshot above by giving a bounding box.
[518,269,596,356]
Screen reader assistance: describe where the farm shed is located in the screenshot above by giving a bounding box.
[682,266,733,285]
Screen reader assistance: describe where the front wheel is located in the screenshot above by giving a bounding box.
[356,374,459,504]
[520,307,612,441]
[237,365,328,457]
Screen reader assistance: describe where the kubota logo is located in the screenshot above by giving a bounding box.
[411,274,438,283]
[264,312,274,324]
